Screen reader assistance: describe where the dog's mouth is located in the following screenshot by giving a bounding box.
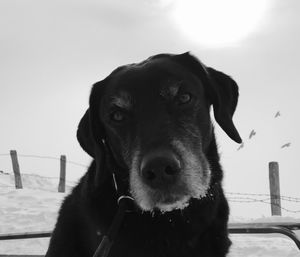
[130,183,193,212]
[154,194,191,212]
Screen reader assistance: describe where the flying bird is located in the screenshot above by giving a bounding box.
[249,129,256,139]
[281,143,291,149]
[237,142,244,151]
[275,111,281,118]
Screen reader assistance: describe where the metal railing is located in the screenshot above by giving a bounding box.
[0,222,299,257]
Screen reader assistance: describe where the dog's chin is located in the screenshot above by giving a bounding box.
[136,194,191,213]
[154,195,191,213]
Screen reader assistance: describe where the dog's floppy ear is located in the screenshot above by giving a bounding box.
[206,67,242,143]
[173,52,242,143]
[77,80,107,185]
[77,109,96,158]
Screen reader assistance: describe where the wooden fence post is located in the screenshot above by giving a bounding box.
[58,155,66,193]
[10,150,23,189]
[269,162,281,216]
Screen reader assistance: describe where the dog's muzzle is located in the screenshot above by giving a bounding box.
[130,142,211,212]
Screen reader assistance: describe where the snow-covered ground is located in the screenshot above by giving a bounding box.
[0,173,299,256]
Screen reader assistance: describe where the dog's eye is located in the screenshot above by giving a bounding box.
[111,111,125,122]
[177,93,192,105]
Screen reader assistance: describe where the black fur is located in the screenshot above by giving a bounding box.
[46,52,241,257]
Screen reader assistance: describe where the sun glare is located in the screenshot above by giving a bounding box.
[170,0,269,47]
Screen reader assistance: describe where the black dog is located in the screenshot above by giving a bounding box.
[46,52,241,257]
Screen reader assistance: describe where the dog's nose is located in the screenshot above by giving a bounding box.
[141,151,180,189]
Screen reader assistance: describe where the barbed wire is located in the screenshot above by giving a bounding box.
[228,196,300,213]
[0,171,78,184]
[227,193,300,213]
[0,152,89,168]
[0,183,299,214]
[228,196,271,202]
[227,195,300,204]
[1,152,299,213]
[226,192,300,202]
[66,160,89,168]
[22,172,78,184]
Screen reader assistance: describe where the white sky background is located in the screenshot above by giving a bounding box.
[0,0,299,218]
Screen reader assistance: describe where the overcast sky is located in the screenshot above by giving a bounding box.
[1,0,299,218]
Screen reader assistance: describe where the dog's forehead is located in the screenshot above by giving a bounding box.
[105,57,202,106]
[109,79,181,101]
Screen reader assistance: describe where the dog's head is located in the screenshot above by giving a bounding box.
[77,52,241,212]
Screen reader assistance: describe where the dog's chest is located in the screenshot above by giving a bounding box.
[105,215,205,257]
